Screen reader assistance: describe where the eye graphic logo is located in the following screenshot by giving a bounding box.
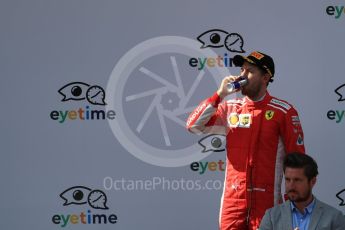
[59,82,107,105]
[51,82,116,123]
[60,186,109,210]
[326,84,345,124]
[335,84,345,102]
[197,29,245,53]
[336,189,345,206]
[198,134,226,153]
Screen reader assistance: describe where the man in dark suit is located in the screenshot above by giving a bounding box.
[259,153,345,230]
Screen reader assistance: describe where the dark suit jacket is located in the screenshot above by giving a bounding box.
[259,198,345,230]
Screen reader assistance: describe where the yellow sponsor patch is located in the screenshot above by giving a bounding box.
[228,113,239,127]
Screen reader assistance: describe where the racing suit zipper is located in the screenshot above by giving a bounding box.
[246,108,255,226]
[246,166,253,226]
[246,108,260,226]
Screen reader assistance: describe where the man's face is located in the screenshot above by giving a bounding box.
[285,167,316,203]
[240,62,268,99]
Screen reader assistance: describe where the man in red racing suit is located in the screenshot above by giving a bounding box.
[186,51,305,230]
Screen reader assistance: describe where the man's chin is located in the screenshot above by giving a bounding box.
[288,195,298,201]
[289,196,309,203]
[241,88,258,99]
[241,89,249,96]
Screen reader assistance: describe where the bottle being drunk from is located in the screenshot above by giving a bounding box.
[227,77,248,94]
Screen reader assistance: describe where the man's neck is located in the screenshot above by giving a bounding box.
[248,91,267,102]
[293,195,314,214]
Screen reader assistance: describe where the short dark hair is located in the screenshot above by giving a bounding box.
[283,153,319,181]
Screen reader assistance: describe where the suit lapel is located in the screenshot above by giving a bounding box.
[282,201,293,230]
[308,199,323,230]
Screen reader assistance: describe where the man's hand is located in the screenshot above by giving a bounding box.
[217,75,241,99]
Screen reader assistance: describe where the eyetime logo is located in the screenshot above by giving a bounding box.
[198,134,226,153]
[326,6,345,19]
[197,29,245,53]
[51,186,118,227]
[327,84,345,123]
[189,53,236,70]
[189,29,246,70]
[190,160,226,174]
[50,82,116,123]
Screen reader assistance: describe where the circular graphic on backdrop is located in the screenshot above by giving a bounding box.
[106,36,231,167]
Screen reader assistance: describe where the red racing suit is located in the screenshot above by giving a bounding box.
[186,91,305,230]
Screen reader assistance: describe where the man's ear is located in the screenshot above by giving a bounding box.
[263,73,271,84]
[310,177,317,187]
